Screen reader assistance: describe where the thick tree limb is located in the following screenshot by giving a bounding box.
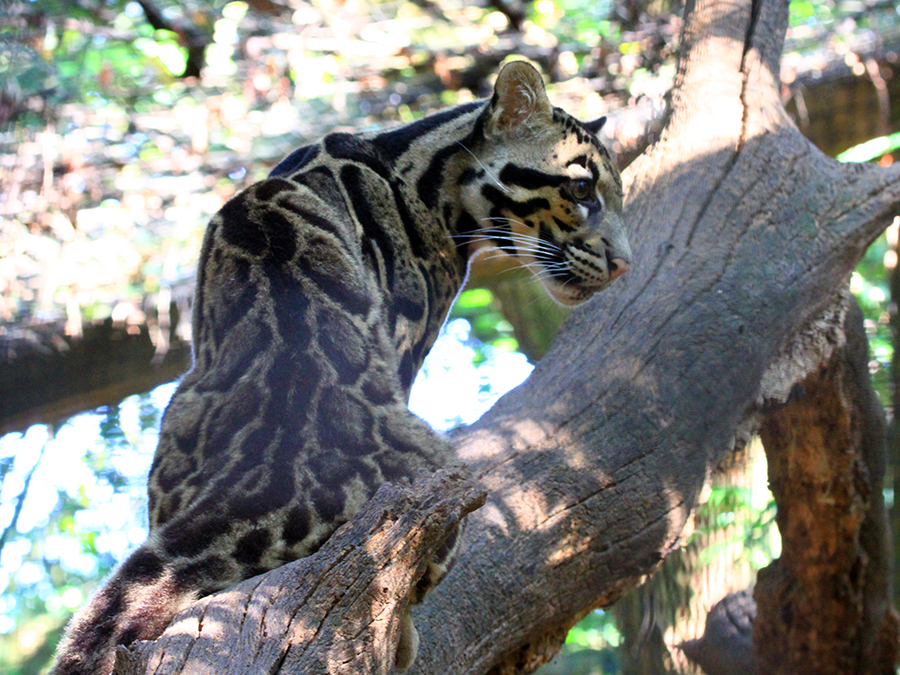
[680,299,899,675]
[0,316,190,435]
[407,0,900,672]
[112,467,485,674]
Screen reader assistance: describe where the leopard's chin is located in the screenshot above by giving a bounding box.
[544,283,595,307]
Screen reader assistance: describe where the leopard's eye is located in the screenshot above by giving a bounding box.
[568,179,594,203]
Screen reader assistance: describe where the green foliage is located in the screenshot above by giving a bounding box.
[786,0,900,57]
[789,0,835,28]
[1,1,189,125]
[530,0,615,46]
[692,483,779,571]
[530,609,621,674]
[0,391,167,673]
[450,289,520,363]
[565,609,622,650]
[837,133,900,164]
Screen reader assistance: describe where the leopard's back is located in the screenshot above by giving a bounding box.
[148,142,459,566]
[51,61,629,675]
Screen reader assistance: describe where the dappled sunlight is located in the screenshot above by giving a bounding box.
[162,611,203,640]
[455,417,556,463]
[473,501,512,538]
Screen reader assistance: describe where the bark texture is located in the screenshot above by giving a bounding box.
[113,467,485,674]
[409,0,900,670]
[754,300,900,675]
[69,0,900,671]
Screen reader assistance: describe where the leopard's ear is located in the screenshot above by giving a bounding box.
[583,116,607,135]
[484,61,553,136]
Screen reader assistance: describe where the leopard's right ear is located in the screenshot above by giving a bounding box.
[583,116,607,135]
[484,61,553,137]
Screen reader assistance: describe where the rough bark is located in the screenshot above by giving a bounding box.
[113,467,486,674]
[408,0,900,670]
[753,299,900,675]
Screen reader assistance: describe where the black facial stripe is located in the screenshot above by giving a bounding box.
[538,223,565,266]
[549,266,579,283]
[568,155,589,168]
[481,184,551,219]
[605,249,619,271]
[498,164,567,190]
[569,246,604,273]
[565,158,601,185]
[553,215,578,233]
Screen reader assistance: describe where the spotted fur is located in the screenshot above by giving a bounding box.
[51,61,629,675]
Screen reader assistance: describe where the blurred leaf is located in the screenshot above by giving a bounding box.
[837,132,900,163]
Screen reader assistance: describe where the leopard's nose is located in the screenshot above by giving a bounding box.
[607,256,630,282]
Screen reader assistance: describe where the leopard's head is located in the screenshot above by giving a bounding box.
[460,61,630,306]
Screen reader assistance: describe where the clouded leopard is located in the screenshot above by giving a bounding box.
[52,60,630,674]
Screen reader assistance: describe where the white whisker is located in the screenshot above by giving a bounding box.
[482,252,518,262]
[456,141,510,193]
[469,226,562,253]
[456,233,556,254]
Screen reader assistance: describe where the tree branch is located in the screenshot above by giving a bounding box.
[112,467,486,674]
[754,298,900,674]
[408,0,900,671]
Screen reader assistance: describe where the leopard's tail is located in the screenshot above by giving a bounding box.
[51,544,195,675]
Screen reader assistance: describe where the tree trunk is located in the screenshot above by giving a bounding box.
[115,0,900,671]
[754,299,900,675]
